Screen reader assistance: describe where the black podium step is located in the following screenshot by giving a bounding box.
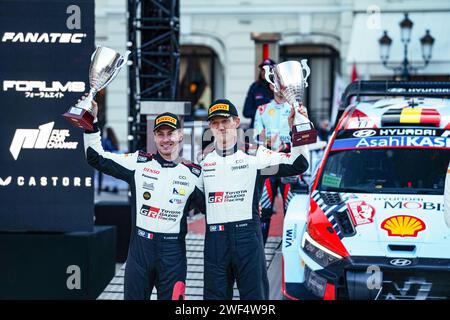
[0,226,116,299]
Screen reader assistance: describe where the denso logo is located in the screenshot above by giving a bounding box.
[9,122,78,160]
[143,168,160,175]
[384,201,443,211]
[203,162,216,167]
[2,32,86,43]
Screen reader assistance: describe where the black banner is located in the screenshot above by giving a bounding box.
[0,0,95,231]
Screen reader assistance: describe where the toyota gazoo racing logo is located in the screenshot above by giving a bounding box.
[140,205,160,218]
[208,192,224,203]
[1,32,86,44]
[9,122,78,160]
[208,190,247,203]
[353,129,376,138]
[3,80,85,99]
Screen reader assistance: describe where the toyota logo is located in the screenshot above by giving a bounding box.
[389,258,412,267]
[353,129,376,137]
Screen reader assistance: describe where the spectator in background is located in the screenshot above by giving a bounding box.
[243,59,275,128]
[317,119,331,142]
[102,127,120,152]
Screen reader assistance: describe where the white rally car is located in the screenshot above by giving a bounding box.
[282,81,450,300]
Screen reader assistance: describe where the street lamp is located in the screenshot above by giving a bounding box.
[421,30,435,61]
[379,31,392,61]
[378,13,435,80]
[399,13,413,43]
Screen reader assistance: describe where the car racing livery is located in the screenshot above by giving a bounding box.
[283,94,450,300]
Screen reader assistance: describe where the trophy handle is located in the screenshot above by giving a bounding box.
[116,50,131,69]
[300,59,310,88]
[91,46,100,61]
[262,65,279,92]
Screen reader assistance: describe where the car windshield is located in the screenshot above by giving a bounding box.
[317,148,450,195]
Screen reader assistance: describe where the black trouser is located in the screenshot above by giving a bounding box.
[260,176,293,245]
[204,220,269,300]
[124,228,187,300]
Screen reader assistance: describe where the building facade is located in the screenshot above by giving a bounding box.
[95,0,450,149]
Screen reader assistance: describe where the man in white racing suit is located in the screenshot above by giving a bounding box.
[83,98,204,300]
[197,99,310,299]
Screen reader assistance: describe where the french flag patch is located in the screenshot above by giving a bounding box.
[209,225,225,232]
[138,229,154,239]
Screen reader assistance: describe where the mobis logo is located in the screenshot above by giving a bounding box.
[1,32,86,44]
[3,80,85,99]
[9,122,78,160]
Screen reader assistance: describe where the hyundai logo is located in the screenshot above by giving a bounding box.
[353,129,377,138]
[389,258,412,267]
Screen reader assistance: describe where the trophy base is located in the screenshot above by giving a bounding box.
[292,122,318,146]
[62,107,94,131]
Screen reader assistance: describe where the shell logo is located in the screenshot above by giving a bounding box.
[381,215,426,237]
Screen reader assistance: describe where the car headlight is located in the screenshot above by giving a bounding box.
[301,232,342,267]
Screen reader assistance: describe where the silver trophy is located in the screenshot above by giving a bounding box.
[63,46,130,131]
[263,60,317,146]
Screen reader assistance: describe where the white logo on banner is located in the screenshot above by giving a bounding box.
[0,176,91,187]
[353,129,377,138]
[66,265,81,290]
[1,32,86,43]
[0,177,12,186]
[3,80,85,99]
[9,122,78,160]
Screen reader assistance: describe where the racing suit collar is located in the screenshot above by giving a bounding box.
[215,143,238,157]
[154,152,179,167]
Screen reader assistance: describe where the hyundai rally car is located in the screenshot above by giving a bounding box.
[282,81,450,300]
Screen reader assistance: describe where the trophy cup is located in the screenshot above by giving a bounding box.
[263,60,317,146]
[62,46,130,131]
